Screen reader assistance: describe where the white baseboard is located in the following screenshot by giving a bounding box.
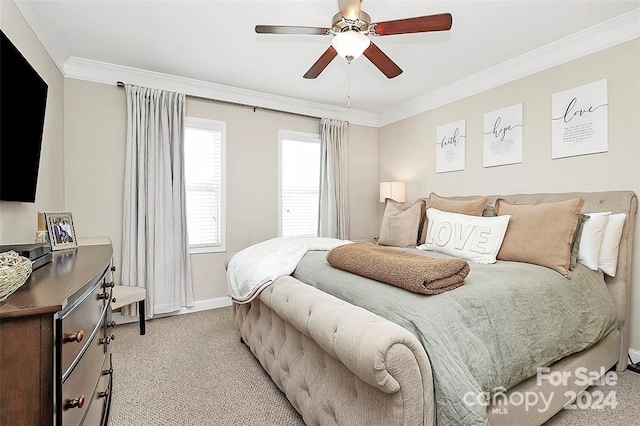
[111,296,232,325]
[629,348,640,364]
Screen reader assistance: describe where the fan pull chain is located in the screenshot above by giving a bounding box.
[347,63,351,108]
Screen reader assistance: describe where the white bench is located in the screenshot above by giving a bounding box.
[77,237,147,335]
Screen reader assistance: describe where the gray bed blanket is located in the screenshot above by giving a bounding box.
[292,250,617,426]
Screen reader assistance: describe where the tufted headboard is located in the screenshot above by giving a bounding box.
[418,191,637,368]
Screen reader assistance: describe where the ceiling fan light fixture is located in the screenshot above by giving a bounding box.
[331,30,370,61]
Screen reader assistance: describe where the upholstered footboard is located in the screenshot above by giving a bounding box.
[233,276,435,426]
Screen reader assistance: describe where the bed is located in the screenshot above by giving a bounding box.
[231,191,637,425]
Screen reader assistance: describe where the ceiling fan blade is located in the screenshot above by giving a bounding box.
[303,46,338,79]
[255,25,330,35]
[363,42,403,79]
[338,0,361,20]
[372,13,453,36]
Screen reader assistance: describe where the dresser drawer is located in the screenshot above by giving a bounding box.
[61,282,110,378]
[61,322,107,426]
[82,355,112,426]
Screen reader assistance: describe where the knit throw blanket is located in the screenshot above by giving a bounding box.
[326,243,470,295]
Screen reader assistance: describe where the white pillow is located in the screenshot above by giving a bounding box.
[598,213,626,277]
[419,208,510,264]
[577,212,610,270]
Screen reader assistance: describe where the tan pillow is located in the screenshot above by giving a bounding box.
[495,198,584,277]
[378,200,423,248]
[419,193,488,244]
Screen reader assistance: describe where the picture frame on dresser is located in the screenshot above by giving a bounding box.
[45,211,78,251]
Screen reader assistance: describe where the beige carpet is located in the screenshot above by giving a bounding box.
[109,307,640,426]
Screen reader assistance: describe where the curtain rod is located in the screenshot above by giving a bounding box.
[116,81,347,123]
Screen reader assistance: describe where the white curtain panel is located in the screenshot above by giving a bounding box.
[121,85,194,318]
[318,118,350,239]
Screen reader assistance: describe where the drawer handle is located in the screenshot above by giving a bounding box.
[100,335,115,345]
[98,293,110,300]
[107,320,116,328]
[99,389,110,399]
[102,368,113,376]
[66,331,84,343]
[103,281,115,289]
[66,395,85,409]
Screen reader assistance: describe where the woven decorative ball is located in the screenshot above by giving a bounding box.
[0,251,33,302]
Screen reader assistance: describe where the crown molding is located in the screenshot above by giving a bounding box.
[14,0,638,129]
[63,57,379,127]
[13,0,68,74]
[378,8,640,127]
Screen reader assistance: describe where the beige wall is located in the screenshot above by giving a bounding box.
[0,1,65,244]
[63,81,125,276]
[347,124,380,241]
[64,79,379,301]
[379,39,640,350]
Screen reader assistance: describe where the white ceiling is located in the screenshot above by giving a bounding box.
[16,1,640,114]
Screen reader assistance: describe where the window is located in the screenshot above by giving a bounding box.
[184,117,226,253]
[279,130,321,237]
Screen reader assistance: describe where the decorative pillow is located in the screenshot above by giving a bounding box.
[420,208,510,264]
[419,193,489,245]
[400,199,427,244]
[598,213,626,277]
[378,200,423,248]
[569,214,588,270]
[429,193,489,215]
[577,212,611,270]
[495,198,584,277]
[380,199,426,245]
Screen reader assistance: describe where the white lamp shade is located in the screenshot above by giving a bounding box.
[380,182,406,203]
[331,31,370,60]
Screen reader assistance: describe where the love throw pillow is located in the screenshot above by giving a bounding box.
[420,208,511,264]
[419,193,488,244]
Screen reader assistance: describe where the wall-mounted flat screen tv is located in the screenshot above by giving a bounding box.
[0,30,48,203]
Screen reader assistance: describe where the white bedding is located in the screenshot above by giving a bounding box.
[226,236,350,303]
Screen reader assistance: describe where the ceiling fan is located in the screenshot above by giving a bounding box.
[255,0,453,79]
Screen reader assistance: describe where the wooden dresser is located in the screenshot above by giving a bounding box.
[0,244,115,426]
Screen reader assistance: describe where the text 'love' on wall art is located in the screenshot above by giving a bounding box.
[552,79,608,159]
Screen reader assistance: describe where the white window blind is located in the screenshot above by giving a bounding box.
[279,130,321,237]
[184,117,226,253]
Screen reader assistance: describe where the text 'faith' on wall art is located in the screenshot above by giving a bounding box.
[551,79,608,159]
[436,120,466,173]
[483,103,523,167]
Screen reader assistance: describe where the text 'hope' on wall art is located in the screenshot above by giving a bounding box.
[483,103,523,168]
[552,79,608,159]
[436,120,466,173]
